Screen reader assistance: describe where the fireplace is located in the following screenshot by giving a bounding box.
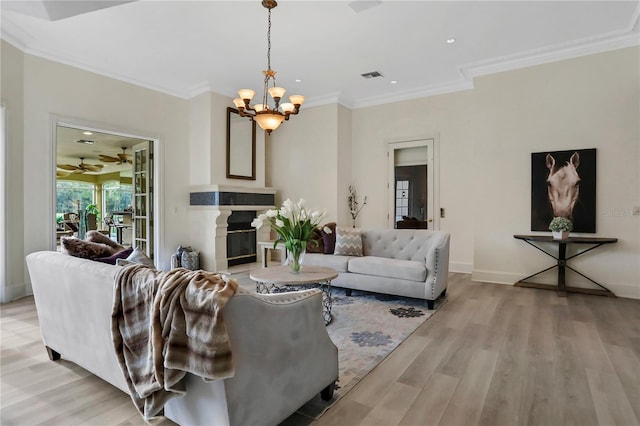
[188,185,276,271]
[226,211,257,266]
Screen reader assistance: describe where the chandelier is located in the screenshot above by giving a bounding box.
[232,0,304,134]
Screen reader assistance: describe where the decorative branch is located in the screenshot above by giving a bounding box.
[348,185,367,227]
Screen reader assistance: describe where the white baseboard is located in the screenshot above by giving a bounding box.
[449,261,472,274]
[471,269,640,300]
[471,269,522,285]
[1,283,31,303]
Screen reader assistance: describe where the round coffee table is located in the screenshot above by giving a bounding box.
[250,265,338,325]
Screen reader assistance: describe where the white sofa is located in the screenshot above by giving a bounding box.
[303,228,450,309]
[25,251,338,426]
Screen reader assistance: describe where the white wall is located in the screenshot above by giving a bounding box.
[0,41,25,302]
[352,90,478,273]
[273,46,639,298]
[3,44,191,298]
[268,103,340,218]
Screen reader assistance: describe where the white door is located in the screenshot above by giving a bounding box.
[133,141,154,258]
[387,138,439,230]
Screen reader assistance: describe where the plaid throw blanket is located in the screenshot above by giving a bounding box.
[111,264,238,419]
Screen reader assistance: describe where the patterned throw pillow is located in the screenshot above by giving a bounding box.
[333,227,363,256]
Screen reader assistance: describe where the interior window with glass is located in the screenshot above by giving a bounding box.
[103,181,133,214]
[56,181,95,213]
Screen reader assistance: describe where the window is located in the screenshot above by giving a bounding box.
[103,181,132,214]
[56,181,95,214]
[395,180,409,222]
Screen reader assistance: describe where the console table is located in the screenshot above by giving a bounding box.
[513,235,618,297]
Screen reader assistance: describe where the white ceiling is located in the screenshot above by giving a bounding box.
[55,126,145,175]
[2,1,639,109]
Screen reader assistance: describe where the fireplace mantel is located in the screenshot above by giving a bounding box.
[189,185,276,271]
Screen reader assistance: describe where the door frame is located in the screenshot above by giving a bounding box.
[49,115,163,260]
[387,135,440,230]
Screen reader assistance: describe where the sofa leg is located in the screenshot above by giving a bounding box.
[345,289,352,297]
[441,288,447,298]
[321,381,336,401]
[426,300,435,310]
[46,346,61,361]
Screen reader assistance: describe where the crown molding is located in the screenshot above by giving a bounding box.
[461,30,640,81]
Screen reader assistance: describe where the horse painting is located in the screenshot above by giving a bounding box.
[545,151,580,220]
[531,148,596,233]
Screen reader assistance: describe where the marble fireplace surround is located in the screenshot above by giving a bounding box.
[189,185,276,271]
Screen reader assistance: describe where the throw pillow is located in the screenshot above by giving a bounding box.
[333,226,363,256]
[321,222,337,254]
[124,246,155,268]
[306,227,325,254]
[85,230,124,251]
[94,247,134,265]
[61,237,119,260]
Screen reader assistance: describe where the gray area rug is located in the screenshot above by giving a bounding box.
[231,271,444,422]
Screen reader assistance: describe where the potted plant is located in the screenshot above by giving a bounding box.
[549,217,573,240]
[85,204,100,231]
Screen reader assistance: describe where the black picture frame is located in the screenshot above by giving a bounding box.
[531,148,596,233]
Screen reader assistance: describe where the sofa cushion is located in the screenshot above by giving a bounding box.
[85,230,124,252]
[116,247,155,268]
[306,227,325,254]
[321,222,337,254]
[334,227,363,256]
[95,247,134,265]
[61,237,119,260]
[347,256,427,282]
[303,253,352,272]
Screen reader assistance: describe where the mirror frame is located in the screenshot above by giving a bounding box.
[226,107,256,180]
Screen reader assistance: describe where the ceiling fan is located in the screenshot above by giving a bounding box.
[99,147,132,165]
[57,157,105,174]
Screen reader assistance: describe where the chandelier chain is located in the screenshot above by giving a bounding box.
[267,7,272,71]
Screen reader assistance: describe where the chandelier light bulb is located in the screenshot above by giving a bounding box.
[254,113,285,134]
[232,98,246,109]
[289,95,305,106]
[237,89,256,101]
[280,102,295,113]
[268,86,286,99]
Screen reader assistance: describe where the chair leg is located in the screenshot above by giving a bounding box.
[345,289,352,297]
[426,299,435,310]
[321,381,336,401]
[46,346,61,361]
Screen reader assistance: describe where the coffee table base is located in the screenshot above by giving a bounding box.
[255,280,333,325]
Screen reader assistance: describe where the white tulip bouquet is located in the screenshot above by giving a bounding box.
[252,198,326,272]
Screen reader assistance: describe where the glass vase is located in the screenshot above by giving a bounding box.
[286,245,306,273]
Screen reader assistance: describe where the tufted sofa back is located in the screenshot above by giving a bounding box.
[360,228,447,263]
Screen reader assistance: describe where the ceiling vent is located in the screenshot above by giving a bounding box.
[76,139,95,145]
[361,71,383,79]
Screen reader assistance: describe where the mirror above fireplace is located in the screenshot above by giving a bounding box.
[226,107,256,180]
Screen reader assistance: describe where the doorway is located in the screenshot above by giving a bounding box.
[387,138,439,230]
[54,122,156,258]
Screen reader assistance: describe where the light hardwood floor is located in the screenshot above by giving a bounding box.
[2,273,638,426]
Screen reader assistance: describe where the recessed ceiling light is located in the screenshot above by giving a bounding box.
[390,80,398,84]
[82,131,93,135]
[295,79,302,83]
[446,38,456,44]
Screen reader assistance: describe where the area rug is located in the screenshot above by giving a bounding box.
[231,271,444,420]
